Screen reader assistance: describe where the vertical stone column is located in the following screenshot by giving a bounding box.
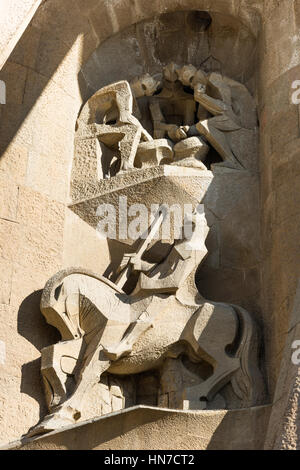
[260,0,300,449]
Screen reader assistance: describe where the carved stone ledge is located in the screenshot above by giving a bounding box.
[69,166,213,244]
[4,405,271,451]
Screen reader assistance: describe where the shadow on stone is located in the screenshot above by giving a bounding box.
[17,290,60,420]
[17,290,60,351]
[21,359,48,420]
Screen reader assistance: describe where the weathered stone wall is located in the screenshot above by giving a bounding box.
[259,0,300,396]
[0,0,101,444]
[0,0,298,449]
[0,0,43,70]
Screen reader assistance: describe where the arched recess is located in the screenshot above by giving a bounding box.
[78,2,262,99]
[63,1,268,417]
[70,6,263,319]
[78,0,262,50]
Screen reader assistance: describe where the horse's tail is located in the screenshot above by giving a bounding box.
[231,305,266,407]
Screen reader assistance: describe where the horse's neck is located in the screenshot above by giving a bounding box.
[78,294,98,335]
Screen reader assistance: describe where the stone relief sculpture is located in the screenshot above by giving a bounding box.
[28,63,264,437]
[88,80,153,172]
[73,62,257,189]
[30,207,265,436]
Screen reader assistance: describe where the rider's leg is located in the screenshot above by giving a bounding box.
[195,119,238,168]
[119,125,142,170]
[132,249,181,296]
[134,272,178,295]
[104,313,153,361]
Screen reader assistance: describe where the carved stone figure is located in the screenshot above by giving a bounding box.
[28,62,262,439]
[30,208,265,436]
[188,71,244,168]
[148,62,196,141]
[130,72,162,99]
[71,63,257,194]
[172,137,208,169]
[87,80,153,171]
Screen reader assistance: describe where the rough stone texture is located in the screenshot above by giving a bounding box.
[3,405,271,450]
[70,166,213,245]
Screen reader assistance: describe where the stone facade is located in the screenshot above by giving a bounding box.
[0,0,299,450]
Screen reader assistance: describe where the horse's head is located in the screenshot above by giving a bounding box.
[40,270,83,341]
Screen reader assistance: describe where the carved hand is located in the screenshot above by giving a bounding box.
[194,83,207,101]
[119,253,134,271]
[119,253,143,272]
[167,125,188,142]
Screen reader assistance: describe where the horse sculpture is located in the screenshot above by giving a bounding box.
[30,210,265,435]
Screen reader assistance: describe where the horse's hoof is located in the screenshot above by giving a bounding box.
[25,407,78,438]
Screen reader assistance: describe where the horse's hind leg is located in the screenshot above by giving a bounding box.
[183,357,240,410]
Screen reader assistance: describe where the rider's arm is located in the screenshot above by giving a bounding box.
[133,259,156,273]
[118,254,156,274]
[94,80,134,122]
[194,83,227,116]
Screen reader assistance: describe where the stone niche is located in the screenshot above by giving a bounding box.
[80,10,257,92]
[54,9,265,424]
[74,9,261,314]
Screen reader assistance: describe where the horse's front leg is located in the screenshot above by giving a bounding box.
[56,345,111,421]
[29,341,111,436]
